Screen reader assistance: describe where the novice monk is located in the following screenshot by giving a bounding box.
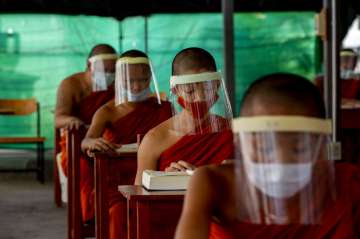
[134,47,234,185]
[55,44,117,201]
[55,44,116,175]
[80,50,172,224]
[175,73,360,239]
[315,48,359,98]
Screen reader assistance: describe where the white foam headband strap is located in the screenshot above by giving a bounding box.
[340,51,356,57]
[170,72,221,87]
[232,116,332,134]
[116,57,150,66]
[88,54,118,64]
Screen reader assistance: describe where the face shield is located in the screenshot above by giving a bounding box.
[232,116,336,225]
[89,54,118,92]
[114,57,161,105]
[170,72,233,135]
[340,51,358,79]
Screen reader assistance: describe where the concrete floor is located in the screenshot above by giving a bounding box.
[0,147,67,239]
[0,174,67,239]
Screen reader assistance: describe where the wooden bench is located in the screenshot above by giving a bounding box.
[67,128,95,239]
[118,185,185,239]
[0,98,46,183]
[94,136,142,239]
[54,128,62,207]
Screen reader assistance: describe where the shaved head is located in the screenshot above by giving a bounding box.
[172,47,216,75]
[240,73,325,118]
[88,44,116,59]
[120,49,148,58]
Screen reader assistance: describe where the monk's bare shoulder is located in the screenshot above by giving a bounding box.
[57,72,87,100]
[59,72,85,90]
[186,164,233,208]
[195,163,235,192]
[144,117,173,142]
[100,101,143,124]
[139,117,176,158]
[92,99,116,122]
[192,164,236,222]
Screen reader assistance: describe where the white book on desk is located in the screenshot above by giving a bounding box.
[142,170,193,191]
[115,143,139,154]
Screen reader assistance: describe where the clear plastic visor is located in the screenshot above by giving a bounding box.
[89,54,118,92]
[169,72,233,135]
[114,57,162,105]
[232,116,336,225]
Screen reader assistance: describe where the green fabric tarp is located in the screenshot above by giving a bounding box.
[0,12,317,149]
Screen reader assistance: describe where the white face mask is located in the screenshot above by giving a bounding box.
[340,69,354,79]
[121,87,150,102]
[92,72,115,91]
[244,160,313,199]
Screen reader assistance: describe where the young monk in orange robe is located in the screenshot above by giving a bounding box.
[80,50,172,223]
[106,48,233,239]
[55,44,116,177]
[134,47,234,185]
[315,49,359,99]
[175,73,360,239]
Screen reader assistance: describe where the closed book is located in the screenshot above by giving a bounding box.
[115,143,138,154]
[142,170,193,191]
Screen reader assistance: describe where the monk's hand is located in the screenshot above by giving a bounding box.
[86,149,95,158]
[67,117,84,130]
[87,138,118,154]
[165,160,196,172]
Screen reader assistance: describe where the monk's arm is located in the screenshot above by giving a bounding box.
[175,167,217,239]
[55,79,83,129]
[81,107,117,153]
[134,130,162,185]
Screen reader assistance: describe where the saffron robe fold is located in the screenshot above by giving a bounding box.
[209,163,360,239]
[158,115,234,171]
[158,130,234,171]
[59,89,114,176]
[80,98,172,222]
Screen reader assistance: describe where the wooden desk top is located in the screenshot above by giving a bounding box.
[94,151,137,159]
[0,108,15,115]
[341,99,360,109]
[118,185,186,201]
[339,99,360,129]
[93,144,138,159]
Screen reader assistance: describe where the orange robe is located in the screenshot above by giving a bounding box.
[209,163,360,239]
[59,89,114,176]
[80,98,172,223]
[158,115,233,171]
[158,130,234,171]
[109,116,233,239]
[314,75,360,99]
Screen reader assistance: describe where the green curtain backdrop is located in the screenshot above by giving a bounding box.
[0,12,317,149]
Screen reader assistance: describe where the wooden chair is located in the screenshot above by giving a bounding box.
[67,128,95,239]
[94,135,143,239]
[0,98,46,183]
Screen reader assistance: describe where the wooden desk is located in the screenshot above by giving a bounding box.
[340,104,360,165]
[0,108,15,115]
[341,107,360,129]
[94,151,137,239]
[118,185,185,239]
